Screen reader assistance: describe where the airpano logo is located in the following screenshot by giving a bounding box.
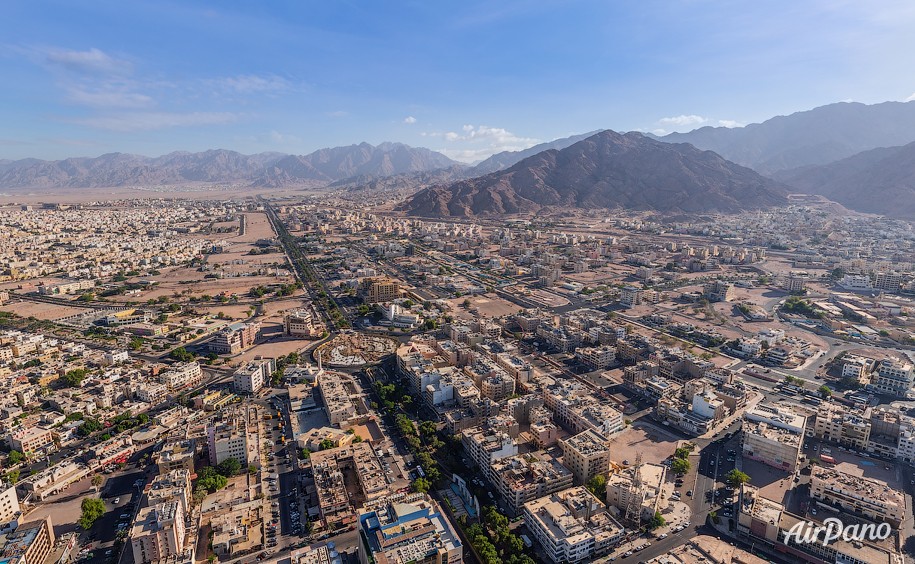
[783,518,891,546]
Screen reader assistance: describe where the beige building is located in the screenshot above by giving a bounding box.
[560,429,611,485]
[0,483,21,528]
[130,500,187,564]
[605,462,667,521]
[0,516,54,564]
[206,415,256,466]
[7,426,55,454]
[358,495,462,564]
[284,308,324,338]
[359,277,401,303]
[742,420,802,473]
[810,466,904,527]
[523,486,625,564]
[492,453,574,513]
[814,402,871,449]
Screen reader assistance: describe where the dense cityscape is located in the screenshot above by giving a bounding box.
[4,2,915,564]
[0,193,912,564]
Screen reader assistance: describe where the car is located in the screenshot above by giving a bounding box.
[686,490,693,497]
[624,551,633,557]
[659,533,668,539]
[811,508,817,515]
[113,497,120,504]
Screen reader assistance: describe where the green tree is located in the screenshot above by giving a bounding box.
[169,347,195,362]
[197,466,228,492]
[91,474,104,492]
[300,448,311,459]
[217,457,242,477]
[648,510,666,529]
[319,439,335,451]
[818,384,833,398]
[586,473,607,499]
[78,497,106,530]
[4,469,20,484]
[671,458,691,475]
[726,469,751,486]
[8,450,24,465]
[412,477,431,493]
[63,368,89,387]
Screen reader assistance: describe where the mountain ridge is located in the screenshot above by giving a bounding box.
[0,143,460,189]
[656,101,915,174]
[400,130,788,217]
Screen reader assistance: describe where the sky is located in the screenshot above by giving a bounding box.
[2,0,915,163]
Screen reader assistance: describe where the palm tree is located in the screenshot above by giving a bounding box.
[91,474,104,492]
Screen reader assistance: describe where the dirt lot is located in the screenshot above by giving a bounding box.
[0,300,86,320]
[450,293,521,320]
[606,421,680,466]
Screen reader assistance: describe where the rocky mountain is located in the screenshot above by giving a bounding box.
[252,142,458,187]
[467,131,602,175]
[656,101,915,174]
[775,141,915,218]
[401,130,788,217]
[0,143,458,189]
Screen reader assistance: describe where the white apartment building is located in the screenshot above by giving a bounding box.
[232,358,276,394]
[0,483,21,529]
[560,429,611,485]
[871,358,914,397]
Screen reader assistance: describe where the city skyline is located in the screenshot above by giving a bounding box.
[2,1,915,161]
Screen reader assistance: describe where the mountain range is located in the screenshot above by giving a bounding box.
[0,143,460,189]
[3,100,915,218]
[400,130,788,217]
[774,141,915,218]
[656,101,915,174]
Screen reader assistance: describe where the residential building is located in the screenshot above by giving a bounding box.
[208,321,259,354]
[0,516,54,564]
[742,420,802,473]
[605,462,667,521]
[575,345,617,370]
[206,415,255,466]
[560,429,611,485]
[7,426,55,454]
[284,308,323,338]
[871,358,914,397]
[491,453,575,513]
[357,495,462,564]
[358,277,401,303]
[810,466,904,527]
[0,483,21,530]
[232,357,276,394]
[462,426,518,482]
[703,280,735,302]
[814,402,871,449]
[130,500,187,564]
[523,486,624,564]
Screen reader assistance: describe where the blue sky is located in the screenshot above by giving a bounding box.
[2,0,915,162]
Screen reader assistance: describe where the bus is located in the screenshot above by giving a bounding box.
[820,454,836,465]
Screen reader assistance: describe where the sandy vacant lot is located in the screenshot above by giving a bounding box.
[606,421,680,466]
[0,300,86,320]
[450,293,521,320]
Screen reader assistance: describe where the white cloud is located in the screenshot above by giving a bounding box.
[66,86,154,109]
[45,47,131,75]
[658,114,708,127]
[267,130,300,144]
[906,92,915,102]
[430,124,540,163]
[71,111,237,131]
[403,116,417,124]
[652,128,668,136]
[218,74,290,94]
[716,119,744,128]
